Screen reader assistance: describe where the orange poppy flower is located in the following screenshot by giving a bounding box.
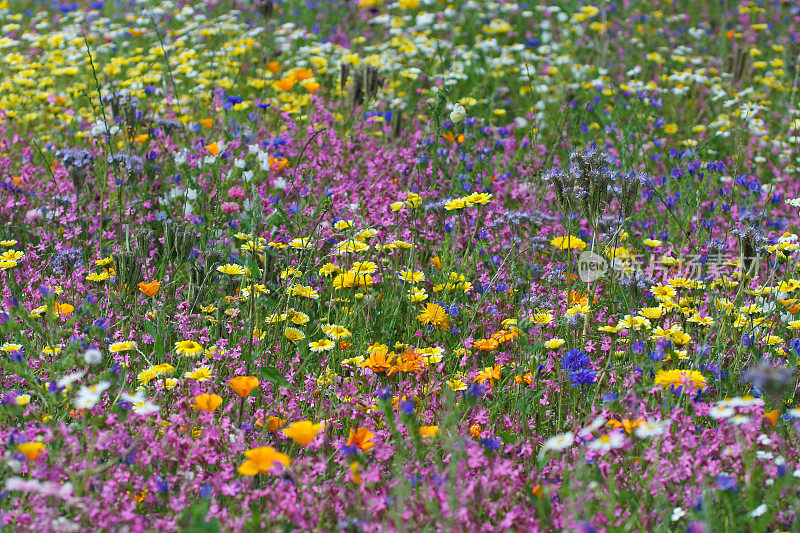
[441,132,464,143]
[283,420,324,446]
[17,442,45,460]
[567,291,597,306]
[346,427,375,452]
[267,61,280,74]
[419,425,438,442]
[199,118,213,128]
[54,302,74,315]
[607,418,644,434]
[514,373,533,386]
[268,157,288,171]
[127,489,149,502]
[274,77,296,92]
[229,376,259,398]
[238,446,290,476]
[568,291,588,306]
[205,142,219,156]
[292,67,313,81]
[192,394,223,412]
[303,81,320,94]
[256,416,286,432]
[763,410,779,426]
[138,280,160,297]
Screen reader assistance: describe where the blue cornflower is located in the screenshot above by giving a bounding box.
[568,368,596,387]
[603,391,619,403]
[790,338,800,358]
[742,334,754,348]
[480,436,503,451]
[466,381,485,398]
[399,399,415,415]
[715,474,739,492]
[561,349,590,371]
[154,476,169,494]
[340,444,359,456]
[377,386,391,402]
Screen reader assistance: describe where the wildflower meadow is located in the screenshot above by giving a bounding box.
[2,0,800,530]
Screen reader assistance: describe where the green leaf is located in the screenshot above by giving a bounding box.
[496,430,518,444]
[260,366,290,388]
[145,320,166,359]
[179,501,221,533]
[527,342,544,356]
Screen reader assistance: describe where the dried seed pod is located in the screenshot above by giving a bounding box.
[365,66,377,96]
[71,167,87,195]
[542,169,570,213]
[363,66,384,99]
[618,172,644,218]
[78,216,90,238]
[133,228,156,261]
[220,275,240,298]
[339,63,350,91]
[742,357,795,403]
[350,70,364,107]
[261,251,279,286]
[203,248,226,269]
[391,110,402,139]
[544,148,616,224]
[255,0,273,18]
[162,220,177,261]
[187,265,205,308]
[55,147,95,196]
[569,147,613,224]
[175,223,198,265]
[113,251,143,292]
[733,209,767,276]
[187,249,227,309]
[162,221,197,265]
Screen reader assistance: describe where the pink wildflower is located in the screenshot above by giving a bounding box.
[228,186,246,199]
[221,202,240,213]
